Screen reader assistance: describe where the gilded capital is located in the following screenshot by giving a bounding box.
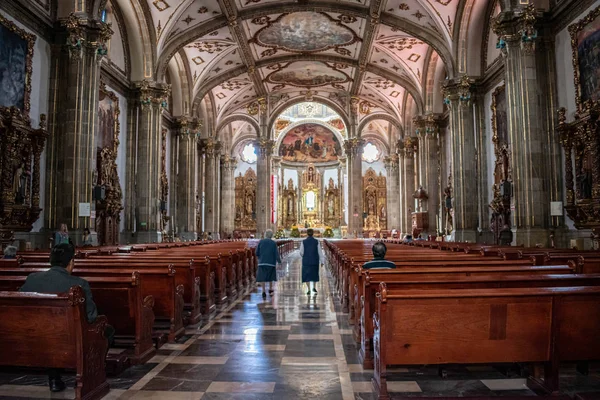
[135,80,171,110]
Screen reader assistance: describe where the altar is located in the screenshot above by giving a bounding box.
[277,164,342,231]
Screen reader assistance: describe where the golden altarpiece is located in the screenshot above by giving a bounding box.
[363,167,387,236]
[280,178,298,228]
[95,83,124,246]
[299,165,322,228]
[234,168,257,235]
[324,177,341,227]
[557,6,600,246]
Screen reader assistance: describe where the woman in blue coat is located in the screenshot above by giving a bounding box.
[255,229,281,298]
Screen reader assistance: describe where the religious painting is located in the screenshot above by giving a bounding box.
[569,5,600,111]
[279,123,341,164]
[98,87,119,151]
[252,12,359,54]
[266,61,350,88]
[0,14,35,115]
[492,85,507,146]
[327,118,345,132]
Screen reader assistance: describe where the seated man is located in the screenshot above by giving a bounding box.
[3,245,17,259]
[362,242,396,269]
[19,243,114,393]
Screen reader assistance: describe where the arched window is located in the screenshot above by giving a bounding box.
[362,142,380,163]
[241,143,257,164]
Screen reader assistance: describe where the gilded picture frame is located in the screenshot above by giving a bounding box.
[568,5,600,113]
[0,14,36,116]
[98,82,121,154]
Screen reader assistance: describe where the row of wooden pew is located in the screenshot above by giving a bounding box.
[323,239,600,400]
[0,239,294,400]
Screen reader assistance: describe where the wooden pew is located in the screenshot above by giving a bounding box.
[0,272,156,365]
[371,284,600,399]
[358,272,600,369]
[0,287,109,400]
[0,266,184,343]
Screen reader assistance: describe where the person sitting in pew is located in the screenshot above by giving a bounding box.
[362,242,396,270]
[18,243,115,393]
[3,245,17,259]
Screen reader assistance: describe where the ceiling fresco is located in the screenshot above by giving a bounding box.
[265,61,352,89]
[138,0,467,133]
[252,12,359,53]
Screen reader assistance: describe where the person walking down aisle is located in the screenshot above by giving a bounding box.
[255,229,281,298]
[300,228,323,295]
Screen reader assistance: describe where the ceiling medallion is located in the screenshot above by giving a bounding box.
[265,61,351,88]
[251,12,360,54]
[221,79,251,91]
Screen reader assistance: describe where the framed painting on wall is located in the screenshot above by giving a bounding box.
[0,14,35,115]
[569,5,600,112]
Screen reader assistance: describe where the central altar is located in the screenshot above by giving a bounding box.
[278,164,341,230]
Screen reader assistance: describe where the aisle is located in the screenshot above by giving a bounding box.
[1,250,598,399]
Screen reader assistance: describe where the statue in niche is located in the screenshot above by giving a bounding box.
[307,167,314,183]
[287,194,293,216]
[368,196,375,215]
[578,168,593,199]
[500,179,512,204]
[444,185,452,210]
[328,197,334,214]
[246,195,253,215]
[328,177,335,190]
[13,163,29,205]
[380,205,386,219]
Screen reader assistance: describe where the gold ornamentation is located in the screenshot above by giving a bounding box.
[0,107,47,246]
[234,168,257,232]
[363,167,387,232]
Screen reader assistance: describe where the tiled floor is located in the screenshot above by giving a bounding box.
[2,250,600,399]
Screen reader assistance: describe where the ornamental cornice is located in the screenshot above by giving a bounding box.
[134,80,171,109]
[343,138,364,157]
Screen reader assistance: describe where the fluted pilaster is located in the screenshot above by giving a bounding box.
[344,138,364,236]
[442,76,478,242]
[220,155,237,237]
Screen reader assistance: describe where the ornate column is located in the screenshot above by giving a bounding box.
[338,157,347,226]
[173,117,200,240]
[493,4,557,246]
[401,137,418,235]
[45,15,112,238]
[256,138,274,236]
[202,139,222,236]
[220,154,237,238]
[442,76,478,242]
[396,140,405,235]
[344,138,364,236]
[414,114,444,236]
[384,154,400,230]
[124,81,170,243]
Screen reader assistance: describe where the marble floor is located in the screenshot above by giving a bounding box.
[1,250,600,399]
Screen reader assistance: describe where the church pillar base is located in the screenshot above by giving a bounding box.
[450,229,478,243]
[514,228,551,248]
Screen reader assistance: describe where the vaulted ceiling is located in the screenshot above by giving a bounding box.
[132,0,479,132]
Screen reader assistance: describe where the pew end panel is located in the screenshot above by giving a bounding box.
[0,287,109,400]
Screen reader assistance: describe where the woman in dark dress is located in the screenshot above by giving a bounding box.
[255,229,281,298]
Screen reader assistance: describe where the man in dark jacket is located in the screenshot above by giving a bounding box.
[299,228,323,295]
[362,242,396,270]
[19,243,114,392]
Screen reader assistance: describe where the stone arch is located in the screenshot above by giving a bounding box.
[217,114,261,139]
[455,0,489,75]
[268,97,351,138]
[358,113,403,137]
[107,0,155,81]
[361,134,391,157]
